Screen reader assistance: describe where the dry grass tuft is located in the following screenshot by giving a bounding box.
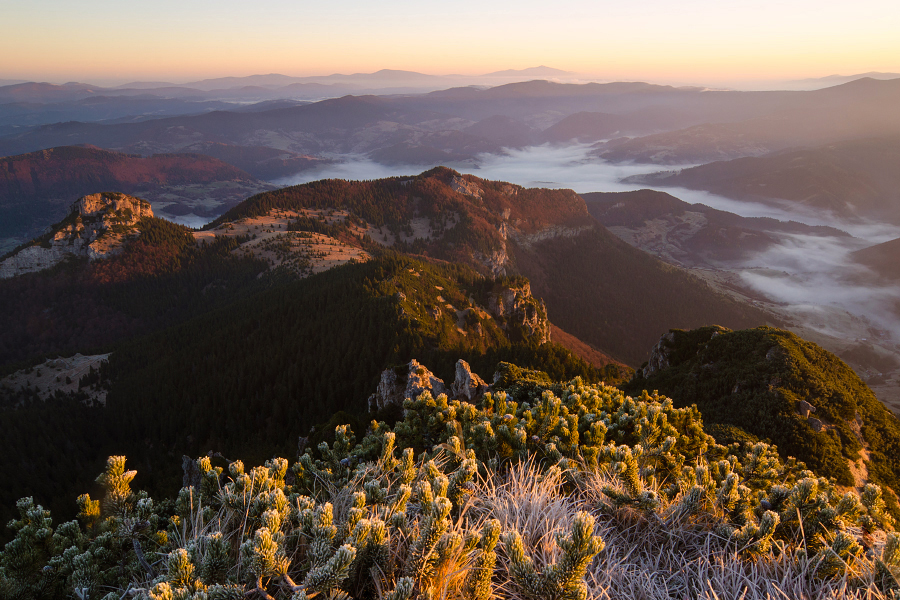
[577,468,896,600]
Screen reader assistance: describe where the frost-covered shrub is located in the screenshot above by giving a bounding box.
[1,369,896,599]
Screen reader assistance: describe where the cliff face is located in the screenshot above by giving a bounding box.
[0,193,153,278]
[488,280,551,345]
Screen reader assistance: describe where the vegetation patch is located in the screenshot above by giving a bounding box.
[626,326,900,514]
[3,368,900,599]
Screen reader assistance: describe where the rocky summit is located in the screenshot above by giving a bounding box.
[0,192,152,278]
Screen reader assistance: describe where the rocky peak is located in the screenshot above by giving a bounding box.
[75,192,151,220]
[488,280,551,344]
[450,175,483,200]
[0,192,152,278]
[642,331,676,378]
[451,359,490,402]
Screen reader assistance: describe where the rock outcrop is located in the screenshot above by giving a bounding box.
[473,247,510,277]
[368,359,491,412]
[488,281,551,345]
[642,331,676,378]
[368,359,448,413]
[451,360,490,402]
[450,175,483,200]
[0,192,152,278]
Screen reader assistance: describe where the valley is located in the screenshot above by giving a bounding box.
[2,70,900,599]
[585,187,900,415]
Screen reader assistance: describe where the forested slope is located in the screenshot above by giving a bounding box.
[626,326,900,509]
[0,251,605,532]
[511,227,775,365]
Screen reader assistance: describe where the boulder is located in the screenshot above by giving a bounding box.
[367,359,447,413]
[451,359,489,402]
[808,417,825,432]
[798,400,817,419]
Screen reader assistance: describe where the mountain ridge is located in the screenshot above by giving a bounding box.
[623,135,900,223]
[0,145,271,246]
[626,325,900,508]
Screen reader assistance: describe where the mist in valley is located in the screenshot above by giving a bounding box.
[273,143,692,193]
[275,144,900,386]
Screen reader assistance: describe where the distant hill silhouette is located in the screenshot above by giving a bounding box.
[599,79,900,164]
[627,135,900,223]
[852,237,900,281]
[0,145,258,241]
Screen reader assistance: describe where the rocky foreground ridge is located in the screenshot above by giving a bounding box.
[0,192,152,278]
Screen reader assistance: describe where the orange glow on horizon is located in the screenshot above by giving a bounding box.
[1,0,898,86]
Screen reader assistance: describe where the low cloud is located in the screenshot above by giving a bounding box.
[273,143,695,193]
[269,144,900,359]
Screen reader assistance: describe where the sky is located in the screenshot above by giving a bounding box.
[1,0,899,85]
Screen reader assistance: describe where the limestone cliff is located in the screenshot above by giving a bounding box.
[0,192,152,278]
[487,280,551,345]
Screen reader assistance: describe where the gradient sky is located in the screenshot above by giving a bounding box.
[2,0,899,85]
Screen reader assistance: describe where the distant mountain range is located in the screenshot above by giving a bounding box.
[788,71,900,88]
[625,135,900,223]
[2,76,900,194]
[5,78,900,176]
[122,67,573,90]
[0,67,579,104]
[596,78,900,164]
[481,66,573,77]
[0,82,703,166]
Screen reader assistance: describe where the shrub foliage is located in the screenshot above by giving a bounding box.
[3,366,899,599]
